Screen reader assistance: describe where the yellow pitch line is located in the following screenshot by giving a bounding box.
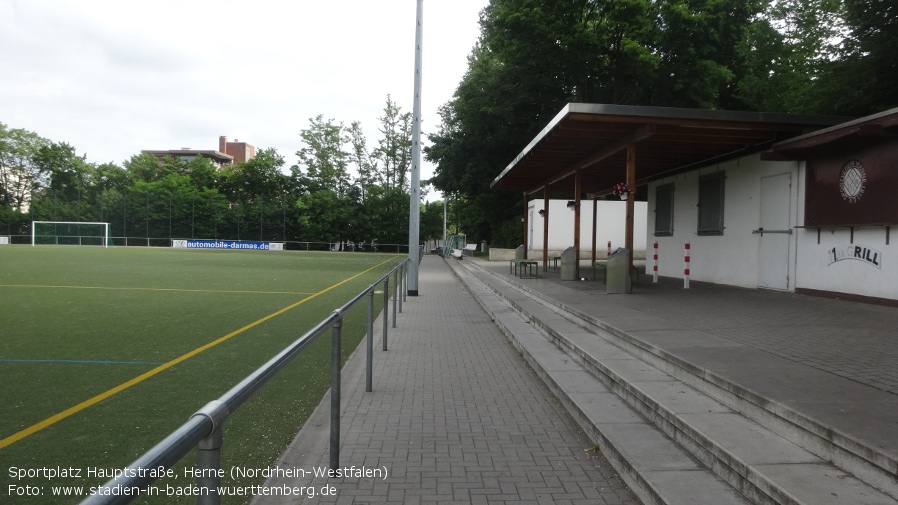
[0,284,316,296]
[0,257,398,450]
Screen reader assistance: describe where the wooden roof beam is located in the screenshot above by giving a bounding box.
[526,123,656,194]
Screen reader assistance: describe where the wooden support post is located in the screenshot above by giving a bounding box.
[522,193,529,259]
[574,170,582,280]
[543,191,550,271]
[591,197,598,266]
[626,142,636,277]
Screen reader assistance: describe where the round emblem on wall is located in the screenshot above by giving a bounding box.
[839,159,866,203]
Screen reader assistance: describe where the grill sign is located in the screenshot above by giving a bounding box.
[827,244,882,269]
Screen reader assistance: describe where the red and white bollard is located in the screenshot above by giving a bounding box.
[684,242,691,289]
[653,242,659,283]
[607,241,612,257]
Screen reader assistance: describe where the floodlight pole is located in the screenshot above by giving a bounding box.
[407,0,423,296]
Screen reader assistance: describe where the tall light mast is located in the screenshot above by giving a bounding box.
[408,0,423,296]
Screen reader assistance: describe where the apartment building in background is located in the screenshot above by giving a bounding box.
[142,136,255,167]
[219,136,255,164]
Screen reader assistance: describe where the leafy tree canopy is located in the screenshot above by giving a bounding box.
[426,0,898,247]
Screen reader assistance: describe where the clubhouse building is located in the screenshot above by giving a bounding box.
[492,104,897,305]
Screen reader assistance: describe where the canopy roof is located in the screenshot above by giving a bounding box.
[491,103,848,197]
[772,106,898,157]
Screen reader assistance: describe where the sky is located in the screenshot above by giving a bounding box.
[0,0,489,199]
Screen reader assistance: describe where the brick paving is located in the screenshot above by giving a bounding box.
[256,255,638,505]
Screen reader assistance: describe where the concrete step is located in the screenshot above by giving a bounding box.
[447,258,898,505]
[448,259,751,505]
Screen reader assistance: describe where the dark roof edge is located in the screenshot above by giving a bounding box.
[491,103,850,189]
[142,149,234,160]
[491,104,576,189]
[773,106,898,150]
[563,103,849,126]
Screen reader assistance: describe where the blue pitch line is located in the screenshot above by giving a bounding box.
[0,358,164,365]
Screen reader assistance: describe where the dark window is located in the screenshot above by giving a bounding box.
[654,184,674,236]
[697,172,725,235]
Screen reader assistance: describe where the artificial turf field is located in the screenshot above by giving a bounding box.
[0,245,404,504]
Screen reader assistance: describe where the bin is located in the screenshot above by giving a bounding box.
[606,247,631,294]
[560,247,577,281]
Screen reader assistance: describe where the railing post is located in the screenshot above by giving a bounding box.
[366,290,374,393]
[392,268,398,328]
[382,277,389,350]
[196,427,223,505]
[398,262,404,314]
[403,260,408,303]
[192,399,229,505]
[330,314,342,470]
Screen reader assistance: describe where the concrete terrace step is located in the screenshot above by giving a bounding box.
[448,260,750,505]
[468,260,898,499]
[446,258,898,505]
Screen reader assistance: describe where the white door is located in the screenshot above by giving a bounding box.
[757,173,792,290]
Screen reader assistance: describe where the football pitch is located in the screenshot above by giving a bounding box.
[0,245,404,503]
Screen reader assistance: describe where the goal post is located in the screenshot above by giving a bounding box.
[32,221,110,247]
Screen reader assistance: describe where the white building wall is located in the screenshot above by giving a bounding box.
[527,199,647,259]
[794,161,897,300]
[647,155,800,289]
[646,154,897,301]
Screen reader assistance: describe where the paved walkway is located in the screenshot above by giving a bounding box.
[473,259,898,464]
[254,255,638,504]
[255,254,898,504]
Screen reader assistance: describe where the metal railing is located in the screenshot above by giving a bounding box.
[80,258,410,505]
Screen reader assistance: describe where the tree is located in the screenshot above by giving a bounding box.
[426,0,604,246]
[818,0,898,115]
[124,152,172,183]
[427,0,777,246]
[420,199,446,242]
[651,0,768,109]
[30,142,96,221]
[372,95,412,191]
[295,189,359,243]
[0,123,48,212]
[359,185,409,245]
[296,115,351,196]
[185,156,219,191]
[733,0,848,113]
[220,148,288,200]
[347,121,375,202]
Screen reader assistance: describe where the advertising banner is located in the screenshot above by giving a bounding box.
[172,240,284,251]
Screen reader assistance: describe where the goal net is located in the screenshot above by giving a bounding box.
[32,221,110,247]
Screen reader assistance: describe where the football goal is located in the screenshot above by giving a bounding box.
[32,221,110,247]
